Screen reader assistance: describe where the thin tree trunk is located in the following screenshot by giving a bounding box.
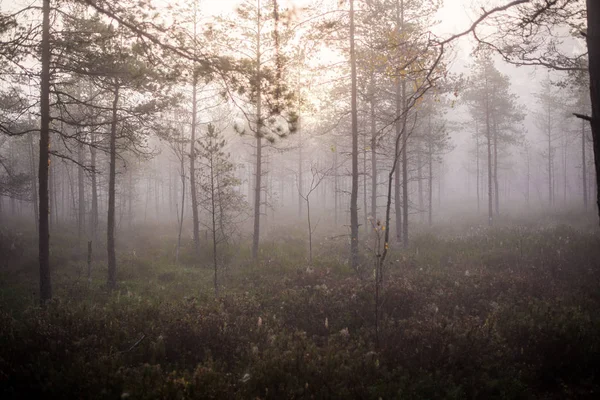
[401,80,408,247]
[485,74,493,226]
[252,0,263,260]
[128,167,133,228]
[526,145,530,207]
[476,127,480,213]
[50,150,56,227]
[582,119,588,209]
[90,131,98,241]
[78,139,85,252]
[493,120,499,216]
[417,143,423,223]
[253,139,262,259]
[548,121,553,207]
[563,135,568,205]
[298,131,303,218]
[394,0,405,242]
[176,143,185,264]
[209,150,218,297]
[370,97,377,223]
[334,146,338,226]
[349,0,359,270]
[107,84,119,289]
[190,76,200,255]
[29,133,39,234]
[363,131,368,230]
[394,81,402,242]
[66,163,76,225]
[428,140,433,226]
[39,0,51,304]
[307,198,312,264]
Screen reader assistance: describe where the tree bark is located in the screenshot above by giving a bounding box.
[402,82,408,247]
[78,139,85,252]
[39,0,52,305]
[90,131,98,241]
[176,141,185,264]
[582,119,588,209]
[493,119,499,216]
[190,76,200,256]
[334,146,338,226]
[252,137,262,259]
[298,131,303,218]
[417,143,423,223]
[587,0,600,220]
[252,0,263,260]
[209,147,218,297]
[107,84,119,289]
[29,133,39,234]
[394,81,402,242]
[349,0,359,270]
[548,116,553,207]
[49,158,56,228]
[363,130,368,230]
[485,74,493,226]
[370,97,377,223]
[475,126,480,213]
[563,134,567,205]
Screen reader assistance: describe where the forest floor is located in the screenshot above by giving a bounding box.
[1,214,600,399]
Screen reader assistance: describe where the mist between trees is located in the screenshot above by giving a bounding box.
[2,0,596,298]
[1,1,600,397]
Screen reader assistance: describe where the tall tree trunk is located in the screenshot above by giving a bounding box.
[38,0,51,305]
[394,81,402,242]
[90,132,98,241]
[209,150,218,296]
[128,167,133,229]
[176,141,185,264]
[334,146,338,226]
[526,144,530,207]
[476,127,480,213]
[252,0,263,260]
[67,163,76,225]
[298,131,303,218]
[401,81,408,247]
[349,0,359,270]
[252,138,262,258]
[190,77,200,255]
[563,135,568,205]
[582,119,588,209]
[370,97,377,223]
[394,0,405,242]
[428,140,433,226]
[189,0,200,254]
[78,139,85,252]
[363,131,368,230]
[548,122,553,207]
[486,82,493,226]
[417,143,423,223]
[493,120,499,216]
[29,133,39,234]
[438,160,442,208]
[107,84,119,289]
[307,197,313,264]
[50,150,56,227]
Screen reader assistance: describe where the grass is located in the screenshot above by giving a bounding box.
[1,220,600,399]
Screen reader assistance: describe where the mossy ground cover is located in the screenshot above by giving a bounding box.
[1,222,600,399]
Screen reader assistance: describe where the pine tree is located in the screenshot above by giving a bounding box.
[196,123,246,297]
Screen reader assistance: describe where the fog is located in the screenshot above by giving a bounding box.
[1,0,600,398]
